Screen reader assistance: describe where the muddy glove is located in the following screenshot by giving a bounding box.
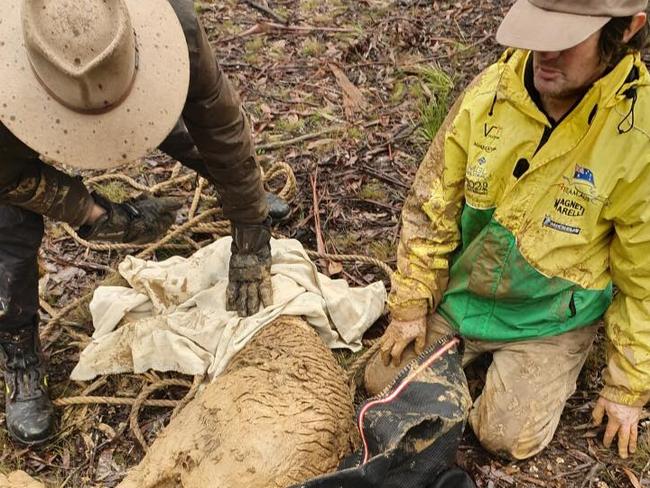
[78,192,182,244]
[380,316,428,367]
[226,219,273,317]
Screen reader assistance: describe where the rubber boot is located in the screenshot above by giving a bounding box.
[0,325,55,445]
[266,192,291,222]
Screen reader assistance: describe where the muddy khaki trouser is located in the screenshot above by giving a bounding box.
[365,313,599,460]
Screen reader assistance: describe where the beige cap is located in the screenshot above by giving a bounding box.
[497,0,649,52]
[0,0,190,170]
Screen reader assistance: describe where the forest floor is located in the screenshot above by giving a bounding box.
[3,0,649,486]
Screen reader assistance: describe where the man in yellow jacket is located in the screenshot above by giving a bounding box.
[365,0,650,460]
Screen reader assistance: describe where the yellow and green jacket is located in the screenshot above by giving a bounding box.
[389,49,650,407]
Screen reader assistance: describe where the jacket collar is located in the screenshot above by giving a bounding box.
[493,48,650,127]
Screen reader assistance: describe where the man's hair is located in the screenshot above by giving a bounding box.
[599,15,649,67]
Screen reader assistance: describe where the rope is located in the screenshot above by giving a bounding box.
[128,378,194,452]
[188,177,207,220]
[45,160,394,451]
[346,338,384,396]
[53,396,180,408]
[306,250,393,280]
[53,375,204,452]
[171,373,205,419]
[265,161,297,201]
[86,172,197,194]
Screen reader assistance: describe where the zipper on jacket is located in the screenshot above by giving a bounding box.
[569,293,576,318]
[533,125,553,157]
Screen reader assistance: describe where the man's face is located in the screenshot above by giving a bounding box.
[532,30,606,99]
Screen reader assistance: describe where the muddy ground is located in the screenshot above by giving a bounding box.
[2,0,648,486]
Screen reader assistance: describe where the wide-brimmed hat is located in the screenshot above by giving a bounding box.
[497,0,649,52]
[0,0,190,169]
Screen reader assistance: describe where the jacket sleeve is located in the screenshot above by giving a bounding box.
[387,89,472,321]
[170,0,267,224]
[601,162,650,407]
[0,124,94,227]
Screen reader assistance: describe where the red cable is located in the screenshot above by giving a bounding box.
[358,337,461,464]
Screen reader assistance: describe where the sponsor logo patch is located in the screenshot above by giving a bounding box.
[574,165,595,186]
[554,198,585,217]
[466,178,488,195]
[543,215,581,235]
[483,123,502,140]
[473,141,497,153]
[467,164,488,179]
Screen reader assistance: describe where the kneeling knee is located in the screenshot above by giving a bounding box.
[470,408,555,460]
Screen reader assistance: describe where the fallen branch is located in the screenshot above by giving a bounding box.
[309,170,342,276]
[242,0,287,24]
[223,21,355,42]
[258,126,344,150]
[258,121,380,151]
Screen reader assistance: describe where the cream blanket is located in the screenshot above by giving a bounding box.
[71,238,386,381]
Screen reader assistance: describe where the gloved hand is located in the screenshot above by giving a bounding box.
[78,192,182,244]
[226,219,273,317]
[380,316,427,367]
[592,396,643,459]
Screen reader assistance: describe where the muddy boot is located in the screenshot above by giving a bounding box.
[266,192,290,222]
[0,326,54,445]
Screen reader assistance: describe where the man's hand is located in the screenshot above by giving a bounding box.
[79,192,182,244]
[226,219,273,317]
[380,316,427,367]
[592,396,643,459]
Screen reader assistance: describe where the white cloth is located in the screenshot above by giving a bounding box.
[71,238,387,381]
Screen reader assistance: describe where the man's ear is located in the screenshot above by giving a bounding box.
[623,12,648,43]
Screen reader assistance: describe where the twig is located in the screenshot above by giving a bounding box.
[516,474,547,487]
[258,126,344,150]
[640,457,650,485]
[309,170,330,275]
[254,21,355,33]
[360,164,410,190]
[258,120,382,151]
[351,197,400,212]
[223,21,356,42]
[580,462,603,488]
[550,462,596,480]
[242,0,287,24]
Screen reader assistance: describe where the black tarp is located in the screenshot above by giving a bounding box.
[293,335,476,488]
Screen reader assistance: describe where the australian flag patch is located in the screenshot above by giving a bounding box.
[574,165,595,186]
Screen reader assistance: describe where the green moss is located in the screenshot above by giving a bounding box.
[274,116,306,135]
[301,37,325,57]
[358,181,388,202]
[92,181,132,203]
[452,41,478,60]
[368,240,396,263]
[244,37,266,64]
[300,0,319,14]
[331,232,361,254]
[347,126,363,141]
[391,80,407,104]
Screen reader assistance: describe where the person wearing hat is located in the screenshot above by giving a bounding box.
[365,0,650,460]
[0,0,289,445]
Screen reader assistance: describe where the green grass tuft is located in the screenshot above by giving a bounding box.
[417,66,455,142]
